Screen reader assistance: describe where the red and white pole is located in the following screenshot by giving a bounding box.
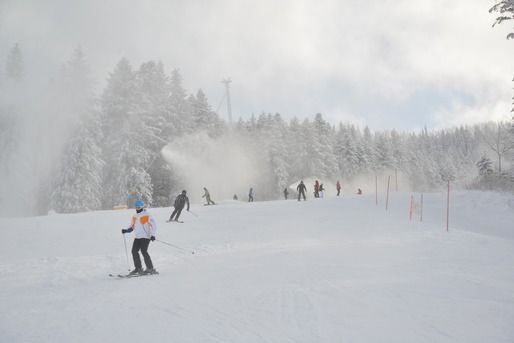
[446,181,450,232]
[420,193,424,222]
[375,174,378,206]
[409,195,413,220]
[386,175,390,211]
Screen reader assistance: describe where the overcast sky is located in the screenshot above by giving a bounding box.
[1,0,513,131]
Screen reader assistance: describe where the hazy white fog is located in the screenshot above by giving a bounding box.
[1,0,513,217]
[1,0,513,130]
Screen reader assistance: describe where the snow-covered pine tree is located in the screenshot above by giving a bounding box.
[334,122,360,180]
[49,47,104,213]
[309,113,339,179]
[477,155,494,176]
[490,0,514,40]
[0,43,30,216]
[373,130,396,172]
[135,60,173,207]
[269,113,290,196]
[0,43,26,168]
[359,126,376,175]
[50,108,104,213]
[189,88,226,138]
[290,118,315,179]
[5,43,25,81]
[479,121,513,172]
[283,117,302,181]
[255,112,290,198]
[245,112,276,199]
[168,68,191,137]
[101,58,153,208]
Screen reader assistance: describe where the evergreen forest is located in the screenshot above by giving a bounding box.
[1,44,513,217]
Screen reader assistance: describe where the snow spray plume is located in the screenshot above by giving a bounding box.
[0,76,85,217]
[161,131,264,203]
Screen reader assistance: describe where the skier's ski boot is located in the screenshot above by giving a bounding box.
[129,268,144,275]
[143,268,158,275]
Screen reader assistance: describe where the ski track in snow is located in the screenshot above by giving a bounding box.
[1,191,514,342]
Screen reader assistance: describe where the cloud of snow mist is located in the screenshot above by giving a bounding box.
[161,131,264,204]
[0,80,79,217]
[344,171,416,198]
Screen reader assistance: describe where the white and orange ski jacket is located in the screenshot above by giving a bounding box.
[129,209,157,239]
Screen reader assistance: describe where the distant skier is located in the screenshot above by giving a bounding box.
[297,181,307,201]
[121,200,157,275]
[336,180,341,196]
[248,187,254,202]
[168,190,190,222]
[314,180,320,198]
[202,187,215,205]
[284,187,289,200]
[357,188,362,195]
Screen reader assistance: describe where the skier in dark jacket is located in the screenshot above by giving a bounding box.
[297,181,307,201]
[168,190,190,222]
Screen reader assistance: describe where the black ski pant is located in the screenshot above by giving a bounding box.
[169,206,184,220]
[132,238,153,270]
[298,191,306,201]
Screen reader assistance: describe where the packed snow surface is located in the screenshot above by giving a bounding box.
[1,191,513,342]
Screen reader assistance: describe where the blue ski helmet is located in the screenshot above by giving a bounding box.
[134,200,144,208]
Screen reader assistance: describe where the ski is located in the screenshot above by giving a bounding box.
[204,204,216,206]
[109,273,143,278]
[166,220,184,223]
[109,271,159,278]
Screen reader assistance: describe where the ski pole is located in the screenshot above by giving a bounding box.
[188,210,198,217]
[123,233,130,271]
[156,239,195,254]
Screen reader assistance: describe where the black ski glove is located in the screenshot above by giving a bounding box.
[150,236,155,241]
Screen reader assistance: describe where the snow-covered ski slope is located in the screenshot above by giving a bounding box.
[1,190,513,343]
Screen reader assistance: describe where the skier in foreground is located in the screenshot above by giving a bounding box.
[121,200,158,275]
[168,190,190,222]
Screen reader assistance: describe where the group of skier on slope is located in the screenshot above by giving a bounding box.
[295,180,343,201]
[121,181,361,276]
